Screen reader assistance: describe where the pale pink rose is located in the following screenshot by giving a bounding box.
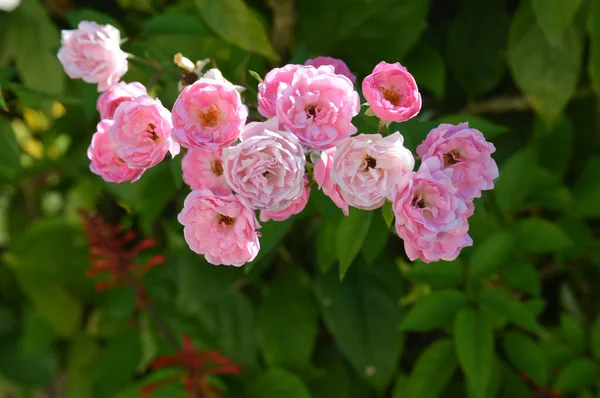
[87,119,145,183]
[177,190,260,266]
[96,82,147,120]
[331,132,414,210]
[57,21,128,92]
[277,65,360,150]
[257,64,303,118]
[416,122,499,200]
[305,56,356,84]
[260,177,310,222]
[109,95,180,169]
[222,129,305,211]
[313,148,349,216]
[239,117,279,141]
[392,157,473,263]
[362,61,421,123]
[181,148,231,195]
[172,80,248,149]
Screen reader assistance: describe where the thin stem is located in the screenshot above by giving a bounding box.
[128,54,164,70]
[377,119,385,134]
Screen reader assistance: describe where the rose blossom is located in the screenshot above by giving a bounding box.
[416,122,498,200]
[260,176,310,222]
[177,190,260,266]
[305,56,356,83]
[172,79,248,149]
[109,95,180,169]
[313,148,349,216]
[87,119,144,183]
[392,157,473,263]
[257,64,303,118]
[57,21,128,92]
[362,61,421,123]
[181,148,231,195]
[97,82,148,120]
[277,65,360,150]
[222,129,305,211]
[239,117,279,141]
[331,132,414,210]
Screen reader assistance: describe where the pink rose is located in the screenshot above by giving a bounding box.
[416,122,499,200]
[57,21,128,92]
[276,65,360,150]
[222,129,305,211]
[239,117,279,141]
[392,157,473,263]
[257,64,303,118]
[172,80,248,149]
[362,61,421,123]
[313,148,349,216]
[109,95,180,169]
[97,82,148,120]
[177,190,260,266]
[181,148,231,195]
[260,176,310,222]
[305,56,356,84]
[331,132,414,210]
[87,119,145,183]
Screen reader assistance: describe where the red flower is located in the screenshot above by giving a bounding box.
[80,211,166,302]
[140,335,241,398]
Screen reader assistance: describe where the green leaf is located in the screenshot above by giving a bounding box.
[336,209,373,279]
[361,208,389,264]
[447,0,510,97]
[400,290,467,331]
[297,0,430,74]
[381,201,394,228]
[248,368,312,398]
[507,1,583,123]
[259,266,318,371]
[315,258,404,390]
[308,342,353,398]
[553,358,600,393]
[503,331,549,386]
[0,84,7,111]
[499,361,532,398]
[26,286,83,338]
[531,116,573,178]
[315,220,338,273]
[573,155,600,218]
[588,0,600,92]
[476,285,543,334]
[404,44,445,100]
[591,316,600,359]
[469,230,513,277]
[11,0,65,95]
[560,314,585,353]
[454,307,494,398]
[515,217,572,253]
[195,0,279,60]
[19,308,56,357]
[532,0,582,44]
[65,8,126,34]
[494,149,536,212]
[405,259,464,288]
[142,12,206,35]
[65,334,99,398]
[436,114,508,140]
[408,339,458,398]
[0,335,57,386]
[0,118,21,180]
[502,260,541,296]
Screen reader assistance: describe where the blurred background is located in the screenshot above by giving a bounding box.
[1,0,600,397]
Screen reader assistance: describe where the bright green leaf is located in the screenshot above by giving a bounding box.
[405,260,464,288]
[507,1,582,123]
[381,201,394,228]
[400,290,467,331]
[494,149,537,212]
[515,217,573,253]
[503,331,549,386]
[336,209,373,279]
[502,260,541,296]
[248,368,312,398]
[553,358,600,393]
[0,118,21,180]
[476,285,543,333]
[0,84,7,111]
[454,307,494,398]
[469,230,514,277]
[532,0,582,43]
[19,309,56,358]
[408,339,458,398]
[315,220,338,274]
[195,0,279,60]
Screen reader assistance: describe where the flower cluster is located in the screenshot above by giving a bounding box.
[59,21,498,267]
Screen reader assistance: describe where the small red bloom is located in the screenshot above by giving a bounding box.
[140,335,241,398]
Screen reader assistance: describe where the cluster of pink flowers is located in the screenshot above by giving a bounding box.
[58,22,499,267]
